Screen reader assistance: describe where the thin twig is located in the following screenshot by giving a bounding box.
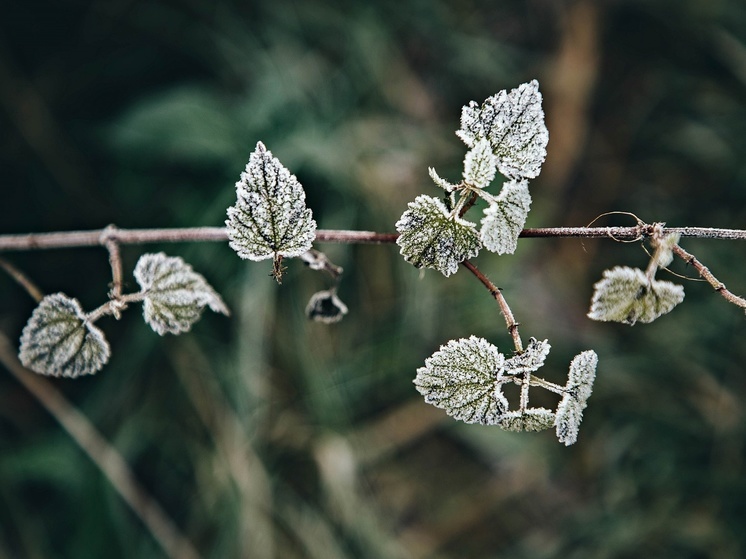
[460,260,523,353]
[0,332,202,559]
[101,225,124,298]
[0,257,44,302]
[672,244,746,310]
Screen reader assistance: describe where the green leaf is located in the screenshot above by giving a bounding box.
[503,337,550,375]
[462,139,497,189]
[226,141,317,265]
[456,80,549,179]
[396,195,481,276]
[588,266,685,325]
[480,180,531,254]
[555,350,598,446]
[134,252,229,336]
[413,336,509,425]
[499,408,556,432]
[18,293,110,378]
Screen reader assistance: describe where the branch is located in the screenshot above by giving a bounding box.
[672,244,746,310]
[1,223,745,252]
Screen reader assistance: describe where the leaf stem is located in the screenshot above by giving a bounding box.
[101,224,124,298]
[461,260,523,353]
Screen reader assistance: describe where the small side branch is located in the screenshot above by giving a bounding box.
[672,244,746,310]
[461,260,523,353]
[101,225,124,298]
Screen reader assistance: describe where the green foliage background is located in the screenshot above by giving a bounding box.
[1,0,746,557]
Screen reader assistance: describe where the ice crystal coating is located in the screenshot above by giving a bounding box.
[396,195,481,277]
[19,293,110,378]
[226,141,317,263]
[503,337,550,375]
[305,290,349,324]
[456,80,549,179]
[652,232,681,269]
[588,266,685,325]
[555,350,598,446]
[480,180,532,255]
[463,139,497,189]
[428,167,458,192]
[134,252,229,336]
[499,408,556,432]
[414,336,509,425]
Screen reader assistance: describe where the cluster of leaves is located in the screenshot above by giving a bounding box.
[396,80,548,276]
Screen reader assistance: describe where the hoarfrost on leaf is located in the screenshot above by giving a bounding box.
[428,167,458,192]
[226,141,317,268]
[463,139,497,189]
[413,336,509,425]
[652,232,681,269]
[588,266,684,325]
[456,80,549,179]
[134,252,229,336]
[503,337,550,376]
[480,180,531,255]
[499,408,556,432]
[396,195,481,277]
[19,293,110,378]
[555,350,598,446]
[305,289,349,324]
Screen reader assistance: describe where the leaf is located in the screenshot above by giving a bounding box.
[503,337,551,376]
[499,408,556,432]
[428,167,459,192]
[134,252,229,336]
[305,290,349,324]
[652,232,681,269]
[555,350,598,446]
[226,141,317,268]
[413,336,509,425]
[18,293,110,378]
[588,266,685,325]
[396,195,481,277]
[456,80,549,179]
[462,139,497,189]
[480,180,531,255]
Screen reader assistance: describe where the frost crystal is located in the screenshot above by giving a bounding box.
[499,408,556,432]
[19,293,110,378]
[463,139,497,189]
[503,337,550,375]
[134,252,229,336]
[428,167,458,192]
[555,350,598,446]
[413,336,509,425]
[480,180,531,255]
[396,195,481,276]
[226,141,317,265]
[588,266,685,325]
[456,80,549,180]
[305,289,348,324]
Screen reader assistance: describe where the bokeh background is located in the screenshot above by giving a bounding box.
[2,0,746,557]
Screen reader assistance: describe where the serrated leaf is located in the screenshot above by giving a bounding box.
[396,195,481,276]
[499,408,556,432]
[463,139,497,189]
[503,337,551,375]
[305,290,348,324]
[134,252,229,336]
[588,266,685,325]
[456,80,549,179]
[413,336,509,425]
[18,293,110,378]
[226,141,317,264]
[428,167,458,192]
[480,179,531,255]
[555,350,598,446]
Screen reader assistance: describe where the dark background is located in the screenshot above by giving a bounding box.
[1,0,746,557]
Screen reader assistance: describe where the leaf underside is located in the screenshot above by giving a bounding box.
[480,179,532,255]
[499,408,556,432]
[555,350,598,446]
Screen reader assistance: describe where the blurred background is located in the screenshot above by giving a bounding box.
[1,0,746,557]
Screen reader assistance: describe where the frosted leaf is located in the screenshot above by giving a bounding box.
[414,336,509,425]
[456,80,549,179]
[396,195,481,277]
[134,252,230,336]
[19,293,110,378]
[428,167,459,192]
[306,290,348,324]
[652,232,681,269]
[226,141,317,269]
[555,350,598,446]
[503,337,550,376]
[480,180,531,255]
[463,139,497,189]
[588,266,685,325]
[499,408,556,432]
